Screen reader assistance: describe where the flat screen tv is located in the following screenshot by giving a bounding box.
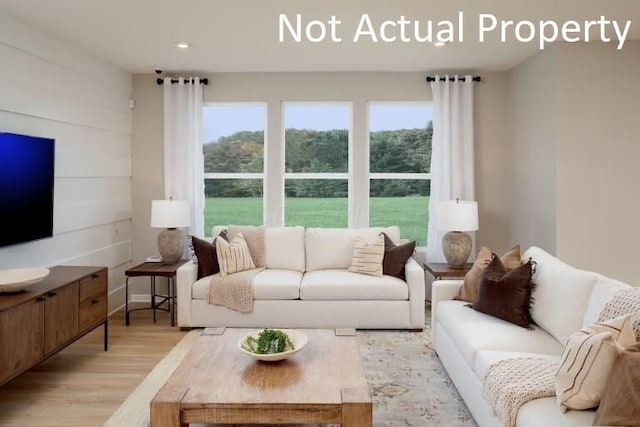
[0,132,55,248]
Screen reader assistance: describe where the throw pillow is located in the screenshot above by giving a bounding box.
[456,245,521,302]
[381,233,416,280]
[227,225,266,268]
[191,232,228,279]
[216,232,256,276]
[555,315,636,412]
[348,234,385,277]
[593,342,640,426]
[471,254,535,328]
[597,287,640,342]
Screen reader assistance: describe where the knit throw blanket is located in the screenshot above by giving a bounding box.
[207,267,264,313]
[483,357,559,427]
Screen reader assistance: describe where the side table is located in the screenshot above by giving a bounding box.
[423,262,473,302]
[424,262,473,280]
[125,261,186,327]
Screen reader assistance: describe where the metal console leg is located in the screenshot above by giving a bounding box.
[125,277,130,325]
[151,276,157,323]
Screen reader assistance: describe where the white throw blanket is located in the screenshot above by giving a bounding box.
[483,357,559,427]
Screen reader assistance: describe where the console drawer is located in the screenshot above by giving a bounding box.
[79,270,107,302]
[79,294,107,332]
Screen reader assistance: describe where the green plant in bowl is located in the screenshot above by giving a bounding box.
[239,329,307,362]
[241,328,294,354]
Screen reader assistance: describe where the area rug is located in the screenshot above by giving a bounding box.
[103,309,476,427]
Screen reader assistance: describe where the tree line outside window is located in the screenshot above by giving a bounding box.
[202,102,431,245]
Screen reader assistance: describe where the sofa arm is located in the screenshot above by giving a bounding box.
[405,258,425,329]
[430,280,463,340]
[176,260,198,327]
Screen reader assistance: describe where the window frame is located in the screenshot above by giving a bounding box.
[202,102,267,229]
[282,101,352,227]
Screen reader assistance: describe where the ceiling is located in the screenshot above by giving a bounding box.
[1,0,639,74]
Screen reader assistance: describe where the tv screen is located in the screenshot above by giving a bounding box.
[0,132,55,248]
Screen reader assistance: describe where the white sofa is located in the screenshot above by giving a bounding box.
[432,246,633,427]
[177,226,425,330]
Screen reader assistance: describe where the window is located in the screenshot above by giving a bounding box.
[202,103,265,235]
[368,103,432,245]
[283,103,350,228]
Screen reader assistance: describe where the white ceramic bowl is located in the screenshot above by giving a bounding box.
[239,329,307,361]
[0,267,50,293]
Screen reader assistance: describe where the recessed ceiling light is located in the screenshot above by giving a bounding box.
[434,41,446,48]
[176,42,191,49]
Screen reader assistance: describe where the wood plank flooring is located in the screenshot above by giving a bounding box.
[0,304,187,427]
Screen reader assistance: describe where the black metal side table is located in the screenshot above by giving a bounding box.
[124,260,187,326]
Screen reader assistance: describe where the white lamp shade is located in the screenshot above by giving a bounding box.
[437,200,478,231]
[150,200,190,228]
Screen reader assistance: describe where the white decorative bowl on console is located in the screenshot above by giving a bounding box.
[0,267,50,293]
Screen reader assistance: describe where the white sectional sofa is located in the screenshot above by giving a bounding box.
[431,246,634,427]
[177,226,425,330]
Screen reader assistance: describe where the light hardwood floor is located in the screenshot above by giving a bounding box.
[0,304,187,427]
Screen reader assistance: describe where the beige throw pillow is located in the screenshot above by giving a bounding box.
[216,232,256,276]
[227,225,266,268]
[348,234,385,277]
[556,315,636,412]
[455,245,521,302]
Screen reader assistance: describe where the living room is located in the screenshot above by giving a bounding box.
[0,0,639,426]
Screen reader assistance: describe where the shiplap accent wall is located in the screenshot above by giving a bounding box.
[0,12,132,312]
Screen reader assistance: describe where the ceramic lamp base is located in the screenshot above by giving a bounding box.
[442,231,471,269]
[157,228,185,264]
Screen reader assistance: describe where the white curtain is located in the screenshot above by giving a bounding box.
[163,77,205,237]
[427,75,476,262]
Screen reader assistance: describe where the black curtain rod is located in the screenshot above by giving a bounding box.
[155,77,209,86]
[426,76,481,82]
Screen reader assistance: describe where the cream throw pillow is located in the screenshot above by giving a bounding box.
[556,314,635,412]
[348,234,385,277]
[215,232,256,276]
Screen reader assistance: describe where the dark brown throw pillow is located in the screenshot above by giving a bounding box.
[456,245,521,303]
[381,233,416,280]
[471,254,535,328]
[593,342,640,427]
[191,231,228,279]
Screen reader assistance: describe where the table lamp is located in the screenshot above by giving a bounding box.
[150,199,190,264]
[438,199,478,268]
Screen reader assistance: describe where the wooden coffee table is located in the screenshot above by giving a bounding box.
[151,327,372,426]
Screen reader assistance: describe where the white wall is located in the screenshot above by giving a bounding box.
[554,42,640,284]
[507,47,558,254]
[506,41,640,285]
[0,12,132,311]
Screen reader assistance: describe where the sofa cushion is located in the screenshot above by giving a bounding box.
[471,256,535,328]
[191,235,221,279]
[300,269,408,300]
[216,232,255,276]
[265,226,305,272]
[348,234,385,277]
[556,315,635,411]
[593,342,640,427]
[305,227,400,272]
[524,246,598,345]
[228,225,266,268]
[582,275,631,326]
[456,245,521,303]
[516,397,595,427]
[436,300,563,368]
[192,269,301,300]
[382,233,416,280]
